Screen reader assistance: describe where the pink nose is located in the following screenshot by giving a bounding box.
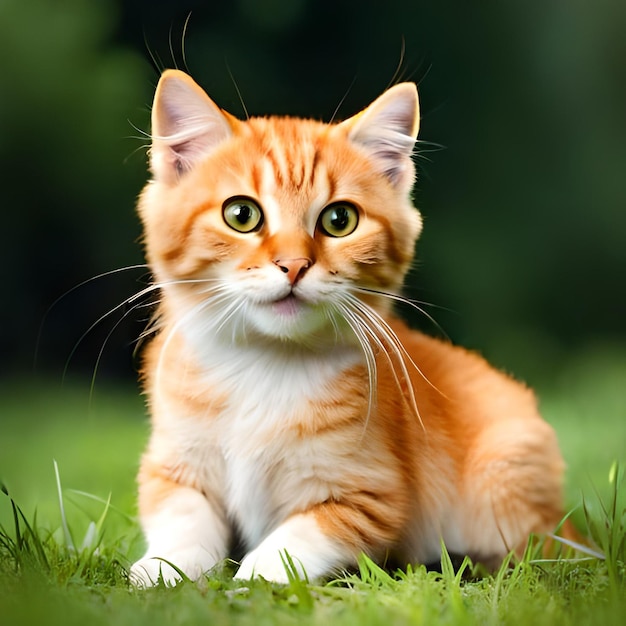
[274,257,312,285]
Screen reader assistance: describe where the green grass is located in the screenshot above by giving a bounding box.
[1,348,625,626]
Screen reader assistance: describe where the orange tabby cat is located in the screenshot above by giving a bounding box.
[130,69,571,586]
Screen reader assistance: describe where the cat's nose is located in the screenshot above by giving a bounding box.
[274,257,312,286]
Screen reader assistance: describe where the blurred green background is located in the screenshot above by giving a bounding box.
[0,0,625,547]
[2,0,625,388]
[1,0,624,386]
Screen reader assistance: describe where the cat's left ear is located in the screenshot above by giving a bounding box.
[150,69,235,183]
[340,83,419,192]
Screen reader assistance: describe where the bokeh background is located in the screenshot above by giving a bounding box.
[1,0,625,389]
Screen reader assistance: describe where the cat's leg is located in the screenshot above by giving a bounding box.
[130,474,229,587]
[454,418,565,564]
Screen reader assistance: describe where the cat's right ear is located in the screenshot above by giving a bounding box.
[150,70,234,183]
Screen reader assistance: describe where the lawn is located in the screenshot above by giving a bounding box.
[1,345,625,625]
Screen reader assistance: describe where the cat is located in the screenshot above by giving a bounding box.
[129,69,573,586]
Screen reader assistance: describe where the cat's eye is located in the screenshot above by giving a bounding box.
[222,197,264,233]
[317,202,359,237]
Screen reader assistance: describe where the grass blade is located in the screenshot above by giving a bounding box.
[53,460,75,552]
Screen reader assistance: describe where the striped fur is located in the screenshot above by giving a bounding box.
[130,70,570,586]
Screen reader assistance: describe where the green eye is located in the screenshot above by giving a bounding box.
[318,202,359,237]
[222,197,264,233]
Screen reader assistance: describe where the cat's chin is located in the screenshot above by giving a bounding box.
[248,295,331,342]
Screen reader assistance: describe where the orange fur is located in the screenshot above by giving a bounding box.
[130,70,572,586]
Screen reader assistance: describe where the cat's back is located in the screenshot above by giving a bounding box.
[385,316,543,433]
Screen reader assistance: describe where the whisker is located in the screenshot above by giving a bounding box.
[87,297,154,404]
[343,300,419,431]
[329,74,357,125]
[385,36,407,90]
[35,264,150,369]
[349,293,444,398]
[214,297,247,337]
[324,307,344,344]
[353,286,450,340]
[181,12,193,73]
[415,138,446,154]
[144,28,166,76]
[333,301,377,431]
[133,298,164,360]
[153,286,244,397]
[127,119,152,140]
[226,61,249,120]
[123,140,151,165]
[348,301,425,432]
[63,289,157,381]
[416,61,433,88]
[339,293,451,433]
[154,297,216,397]
[58,278,156,380]
[233,300,249,344]
[62,274,224,384]
[168,22,178,70]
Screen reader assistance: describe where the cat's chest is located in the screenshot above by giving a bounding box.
[203,343,359,428]
[203,343,363,545]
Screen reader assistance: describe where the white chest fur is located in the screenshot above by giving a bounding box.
[192,341,364,549]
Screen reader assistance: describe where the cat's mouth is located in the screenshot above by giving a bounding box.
[250,292,327,339]
[272,293,303,316]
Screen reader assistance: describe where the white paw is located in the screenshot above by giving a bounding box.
[234,547,298,584]
[129,547,213,587]
[130,557,184,587]
[233,514,351,583]
[131,484,230,587]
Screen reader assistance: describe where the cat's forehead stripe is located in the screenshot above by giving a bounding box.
[252,130,330,234]
[259,160,283,235]
[249,118,324,195]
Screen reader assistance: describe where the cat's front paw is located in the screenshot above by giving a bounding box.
[130,557,184,587]
[233,514,348,583]
[234,546,299,584]
[129,548,211,588]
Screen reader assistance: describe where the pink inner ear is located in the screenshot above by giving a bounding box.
[344,83,419,190]
[150,71,233,181]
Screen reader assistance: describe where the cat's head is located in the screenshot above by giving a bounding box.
[139,70,422,346]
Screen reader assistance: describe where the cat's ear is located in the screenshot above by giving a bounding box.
[340,83,419,192]
[150,69,234,182]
